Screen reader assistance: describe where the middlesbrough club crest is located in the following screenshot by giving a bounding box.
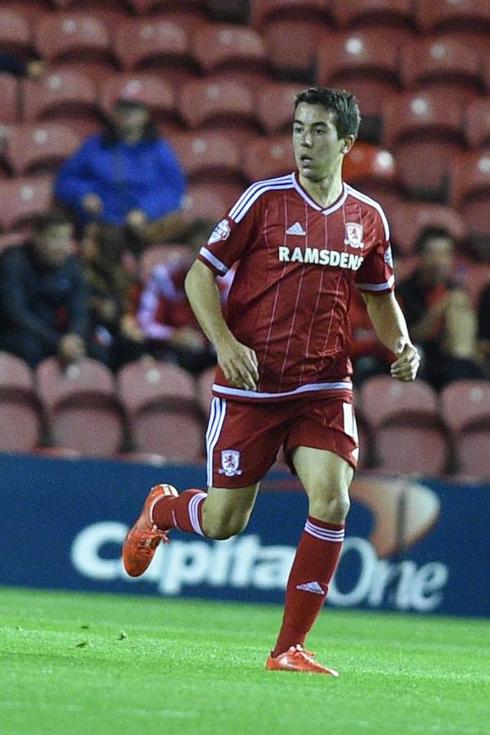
[344,222,364,249]
[218,449,242,477]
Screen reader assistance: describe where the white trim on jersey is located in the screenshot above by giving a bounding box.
[229,174,295,223]
[200,246,228,274]
[212,380,352,400]
[292,174,348,214]
[357,274,395,291]
[205,397,227,486]
[345,184,391,241]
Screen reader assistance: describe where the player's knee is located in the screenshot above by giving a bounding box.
[309,491,350,523]
[202,515,249,540]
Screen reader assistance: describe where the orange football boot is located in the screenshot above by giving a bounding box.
[122,483,178,577]
[266,645,339,676]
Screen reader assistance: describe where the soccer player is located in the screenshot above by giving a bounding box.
[123,88,420,675]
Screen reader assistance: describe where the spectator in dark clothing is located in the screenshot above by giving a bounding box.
[0,212,89,368]
[0,52,45,78]
[54,90,188,254]
[82,222,146,371]
[397,227,485,389]
[477,281,490,376]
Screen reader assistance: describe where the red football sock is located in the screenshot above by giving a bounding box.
[152,489,207,536]
[272,515,345,657]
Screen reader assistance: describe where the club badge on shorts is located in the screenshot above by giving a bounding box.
[218,449,242,477]
[344,222,364,249]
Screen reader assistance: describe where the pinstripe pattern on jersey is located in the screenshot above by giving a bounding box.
[229,174,295,223]
[345,184,390,240]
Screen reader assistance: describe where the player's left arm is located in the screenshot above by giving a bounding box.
[361,290,421,382]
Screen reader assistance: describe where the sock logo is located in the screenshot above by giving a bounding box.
[296,581,325,595]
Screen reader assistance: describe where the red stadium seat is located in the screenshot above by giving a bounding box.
[34,12,114,63]
[4,123,80,177]
[0,352,42,453]
[191,24,268,85]
[50,1,131,34]
[178,79,261,145]
[182,184,234,222]
[383,90,465,200]
[343,143,399,200]
[252,1,333,78]
[400,37,483,104]
[21,69,102,139]
[117,359,204,460]
[139,243,192,282]
[126,0,207,15]
[0,1,51,26]
[464,99,490,149]
[0,176,53,232]
[0,74,19,125]
[0,7,33,57]
[114,18,196,88]
[416,0,490,32]
[440,380,490,480]
[170,130,245,189]
[36,357,125,457]
[99,73,179,128]
[389,202,466,257]
[333,0,414,34]
[450,150,490,254]
[360,376,448,476]
[256,81,304,134]
[242,135,295,183]
[317,31,400,121]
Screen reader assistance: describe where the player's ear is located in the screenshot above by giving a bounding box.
[341,136,355,155]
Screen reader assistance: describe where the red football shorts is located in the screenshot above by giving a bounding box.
[205,392,359,488]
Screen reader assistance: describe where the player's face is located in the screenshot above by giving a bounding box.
[292,103,348,181]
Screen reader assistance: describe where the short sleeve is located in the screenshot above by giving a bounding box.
[355,207,395,293]
[197,186,258,276]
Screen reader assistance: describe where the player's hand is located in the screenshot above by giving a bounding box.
[217,337,259,391]
[390,339,420,382]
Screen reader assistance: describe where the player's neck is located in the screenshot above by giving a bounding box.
[298,170,344,209]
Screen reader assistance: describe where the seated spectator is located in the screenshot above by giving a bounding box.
[0,52,45,79]
[82,223,146,371]
[54,90,189,254]
[397,227,485,389]
[138,245,232,375]
[0,212,89,368]
[477,282,490,377]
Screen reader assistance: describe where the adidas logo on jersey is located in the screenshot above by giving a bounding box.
[286,222,306,236]
[296,581,325,595]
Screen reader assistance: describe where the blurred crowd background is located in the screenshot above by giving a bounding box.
[0,0,488,479]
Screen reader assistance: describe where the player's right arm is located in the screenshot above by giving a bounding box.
[185,260,258,390]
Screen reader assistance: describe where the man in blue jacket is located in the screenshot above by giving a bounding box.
[54,96,187,253]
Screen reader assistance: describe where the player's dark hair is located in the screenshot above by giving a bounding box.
[32,210,73,233]
[294,87,361,139]
[415,226,455,254]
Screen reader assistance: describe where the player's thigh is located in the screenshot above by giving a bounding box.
[292,447,353,522]
[202,483,260,539]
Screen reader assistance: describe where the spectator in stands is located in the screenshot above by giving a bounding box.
[138,238,232,375]
[477,282,490,377]
[54,92,188,254]
[82,223,146,372]
[0,211,89,368]
[0,52,45,79]
[397,227,485,389]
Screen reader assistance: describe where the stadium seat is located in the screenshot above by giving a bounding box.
[0,176,53,232]
[317,31,401,140]
[178,79,261,146]
[181,184,232,223]
[50,1,131,34]
[139,243,192,282]
[114,18,196,88]
[440,380,490,480]
[126,0,208,15]
[333,0,414,34]
[450,150,490,256]
[4,123,80,177]
[0,231,28,255]
[415,0,490,56]
[0,7,33,57]
[343,143,400,207]
[359,376,448,476]
[462,263,490,309]
[0,74,19,125]
[191,24,268,86]
[256,81,304,135]
[99,73,179,128]
[21,69,102,139]
[170,130,245,190]
[464,99,490,149]
[242,135,295,183]
[382,90,465,200]
[0,352,42,453]
[252,0,333,79]
[400,37,483,104]
[389,202,466,257]
[36,357,125,457]
[117,359,204,460]
[34,12,115,70]
[0,1,51,26]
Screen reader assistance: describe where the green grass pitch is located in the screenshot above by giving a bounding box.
[1,588,488,735]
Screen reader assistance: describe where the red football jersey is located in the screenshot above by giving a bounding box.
[197,173,394,401]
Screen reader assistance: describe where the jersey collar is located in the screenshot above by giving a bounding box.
[292,172,348,214]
